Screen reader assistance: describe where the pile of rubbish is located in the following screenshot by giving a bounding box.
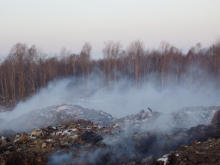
[156,138,220,165]
[0,119,161,165]
[1,105,220,165]
[156,109,220,165]
[115,107,160,128]
[173,106,220,128]
[0,120,111,165]
[0,104,114,132]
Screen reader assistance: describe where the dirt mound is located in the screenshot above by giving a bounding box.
[0,104,114,132]
[115,108,160,128]
[173,106,220,128]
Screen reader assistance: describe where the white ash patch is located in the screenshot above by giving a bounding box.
[157,154,169,165]
[1,136,6,140]
[46,139,53,143]
[56,105,71,112]
[70,134,78,140]
[13,135,21,143]
[53,128,77,136]
[29,136,36,140]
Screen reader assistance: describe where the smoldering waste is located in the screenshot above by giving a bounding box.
[0,105,220,165]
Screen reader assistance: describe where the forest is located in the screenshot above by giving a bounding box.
[0,41,220,106]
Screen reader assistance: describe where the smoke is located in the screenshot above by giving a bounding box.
[48,152,72,165]
[0,67,220,132]
[0,67,218,164]
[46,123,192,165]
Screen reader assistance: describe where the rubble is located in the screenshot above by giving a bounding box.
[0,119,166,165]
[172,106,220,128]
[157,138,220,165]
[0,120,107,165]
[157,154,169,165]
[80,131,103,144]
[0,105,220,165]
[0,104,114,132]
[115,108,160,128]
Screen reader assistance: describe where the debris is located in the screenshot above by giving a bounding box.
[41,143,47,148]
[31,129,43,137]
[80,130,103,144]
[0,105,220,165]
[157,154,169,165]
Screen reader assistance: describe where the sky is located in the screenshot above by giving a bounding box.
[0,0,220,58]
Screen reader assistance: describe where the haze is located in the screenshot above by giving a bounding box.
[0,0,220,57]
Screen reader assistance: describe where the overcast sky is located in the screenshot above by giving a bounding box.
[0,0,220,58]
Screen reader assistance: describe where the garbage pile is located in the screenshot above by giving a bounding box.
[156,109,220,165]
[156,138,220,165]
[0,119,161,165]
[0,120,111,165]
[173,106,220,128]
[114,107,160,128]
[0,106,220,165]
[0,104,114,132]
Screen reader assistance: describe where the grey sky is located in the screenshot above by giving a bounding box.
[0,0,220,57]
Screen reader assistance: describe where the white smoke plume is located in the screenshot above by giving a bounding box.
[0,68,219,132]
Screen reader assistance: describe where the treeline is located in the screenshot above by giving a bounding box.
[0,41,220,106]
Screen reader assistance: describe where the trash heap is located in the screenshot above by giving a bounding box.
[115,108,160,128]
[0,106,220,165]
[173,106,220,128]
[156,138,220,165]
[0,104,114,132]
[0,119,161,165]
[0,119,112,165]
[156,109,220,165]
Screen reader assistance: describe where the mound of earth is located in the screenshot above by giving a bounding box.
[0,104,114,132]
[2,104,218,133]
[115,107,160,128]
[172,106,220,128]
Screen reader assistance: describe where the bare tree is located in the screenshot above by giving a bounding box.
[127,41,144,85]
[80,42,92,77]
[103,41,122,81]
